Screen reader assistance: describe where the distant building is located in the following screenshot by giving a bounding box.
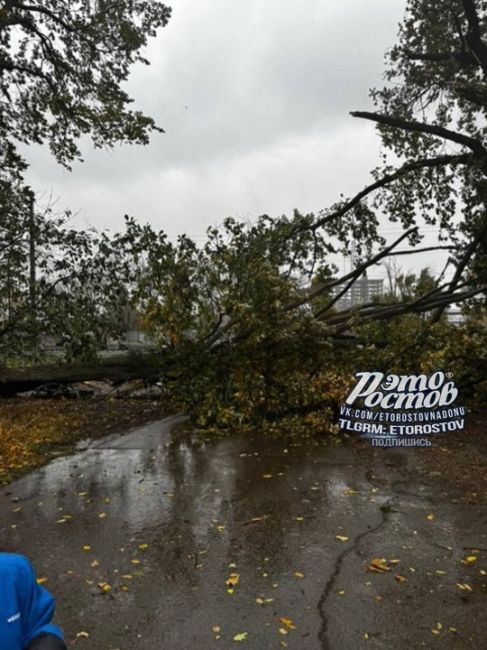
[330,277,384,311]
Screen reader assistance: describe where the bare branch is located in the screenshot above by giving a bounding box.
[388,245,456,256]
[287,228,416,311]
[350,111,487,157]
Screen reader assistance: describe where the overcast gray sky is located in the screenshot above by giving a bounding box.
[23,0,444,276]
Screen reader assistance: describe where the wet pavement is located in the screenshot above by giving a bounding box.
[1,416,486,649]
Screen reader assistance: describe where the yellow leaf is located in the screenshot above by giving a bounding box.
[82,545,91,552]
[463,556,477,564]
[293,571,304,578]
[138,544,149,551]
[426,513,435,521]
[394,575,407,583]
[225,573,240,587]
[212,626,221,633]
[36,577,48,585]
[456,582,472,592]
[279,617,296,630]
[76,631,90,639]
[335,535,349,542]
[98,512,107,519]
[366,558,390,573]
[233,632,248,642]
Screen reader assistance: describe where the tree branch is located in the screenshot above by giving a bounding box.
[307,154,473,234]
[350,111,487,157]
[404,49,477,65]
[287,228,416,311]
[324,286,485,331]
[461,0,487,77]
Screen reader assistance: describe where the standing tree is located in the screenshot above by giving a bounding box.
[0,1,171,362]
[0,0,171,171]
[349,0,487,313]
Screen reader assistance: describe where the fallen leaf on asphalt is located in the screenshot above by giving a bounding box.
[279,618,296,630]
[394,575,407,583]
[98,512,107,519]
[233,632,248,641]
[138,543,149,551]
[76,631,90,639]
[82,545,91,552]
[426,513,435,521]
[97,582,111,593]
[456,582,472,592]
[366,558,390,573]
[36,577,48,585]
[256,597,274,605]
[226,573,240,587]
[131,559,141,565]
[462,556,477,564]
[335,535,349,542]
[343,488,358,496]
[212,626,221,633]
[293,571,304,578]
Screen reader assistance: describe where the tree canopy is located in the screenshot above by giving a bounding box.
[0,0,171,174]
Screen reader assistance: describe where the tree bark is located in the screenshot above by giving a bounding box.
[0,352,164,396]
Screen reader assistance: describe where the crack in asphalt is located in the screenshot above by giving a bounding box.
[317,502,394,650]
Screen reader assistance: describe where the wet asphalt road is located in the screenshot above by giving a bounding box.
[1,416,486,649]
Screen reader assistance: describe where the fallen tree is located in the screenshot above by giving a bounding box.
[0,352,164,396]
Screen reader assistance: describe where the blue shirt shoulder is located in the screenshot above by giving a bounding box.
[0,553,64,650]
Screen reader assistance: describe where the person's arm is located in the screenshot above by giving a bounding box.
[16,556,66,650]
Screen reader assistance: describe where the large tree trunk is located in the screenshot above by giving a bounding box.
[0,353,164,396]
